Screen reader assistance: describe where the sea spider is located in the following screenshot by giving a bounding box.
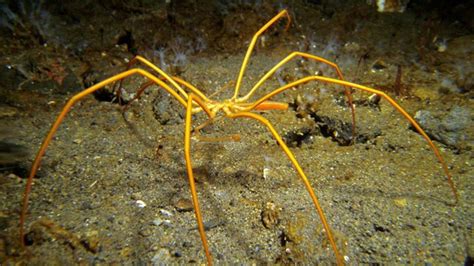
[20,10,457,265]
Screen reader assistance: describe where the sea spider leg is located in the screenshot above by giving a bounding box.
[114,55,209,101]
[184,94,214,265]
[111,57,186,105]
[167,76,216,111]
[229,9,355,141]
[238,51,356,141]
[118,77,231,142]
[248,76,458,203]
[226,111,345,265]
[121,76,239,143]
[169,75,210,101]
[19,68,197,246]
[232,9,290,99]
[115,61,209,115]
[119,76,204,114]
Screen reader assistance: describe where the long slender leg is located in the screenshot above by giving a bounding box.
[169,75,210,101]
[120,76,207,114]
[114,55,187,98]
[227,111,345,265]
[238,51,356,141]
[240,52,348,102]
[247,76,458,203]
[115,55,209,101]
[124,77,227,145]
[122,87,217,264]
[232,9,290,99]
[19,68,208,246]
[184,94,214,265]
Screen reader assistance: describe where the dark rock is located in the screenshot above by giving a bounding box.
[413,106,472,151]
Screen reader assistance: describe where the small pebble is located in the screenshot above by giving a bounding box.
[159,209,173,217]
[153,218,163,226]
[175,198,193,212]
[7,173,20,180]
[151,248,172,265]
[152,217,171,227]
[135,200,146,208]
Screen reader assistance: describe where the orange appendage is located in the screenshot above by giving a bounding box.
[254,101,289,111]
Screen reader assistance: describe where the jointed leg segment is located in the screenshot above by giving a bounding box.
[184,94,213,264]
[239,51,356,140]
[19,68,199,246]
[113,55,210,104]
[246,75,458,203]
[223,9,355,141]
[232,9,291,99]
[227,111,345,265]
[183,94,346,265]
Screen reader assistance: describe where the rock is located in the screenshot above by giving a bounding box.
[135,200,147,208]
[159,209,173,217]
[151,248,172,265]
[413,106,472,151]
[174,198,193,212]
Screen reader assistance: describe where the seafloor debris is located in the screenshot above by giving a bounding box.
[261,202,280,229]
[26,218,99,253]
